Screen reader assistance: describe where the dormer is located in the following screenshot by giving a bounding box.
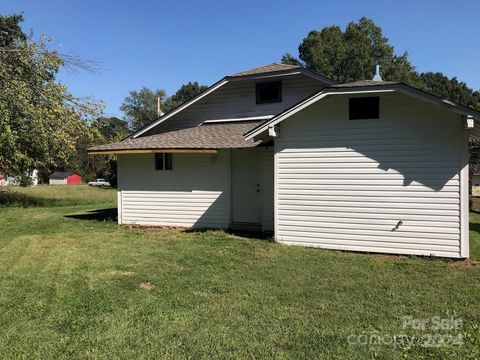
[131,63,334,138]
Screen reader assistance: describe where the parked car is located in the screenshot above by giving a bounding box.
[88,179,111,188]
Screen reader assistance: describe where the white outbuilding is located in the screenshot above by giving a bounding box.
[49,171,82,185]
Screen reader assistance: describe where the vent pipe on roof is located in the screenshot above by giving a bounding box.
[372,64,382,81]
[157,96,164,117]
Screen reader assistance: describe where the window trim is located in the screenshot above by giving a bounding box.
[155,153,173,170]
[256,81,282,104]
[349,96,380,120]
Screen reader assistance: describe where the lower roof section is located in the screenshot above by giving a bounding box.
[88,120,262,154]
[89,149,218,155]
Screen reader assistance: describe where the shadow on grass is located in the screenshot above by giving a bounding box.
[182,227,275,241]
[469,220,480,234]
[471,207,480,215]
[0,190,55,208]
[65,208,117,222]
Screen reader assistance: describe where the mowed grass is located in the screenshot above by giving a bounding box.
[0,185,479,359]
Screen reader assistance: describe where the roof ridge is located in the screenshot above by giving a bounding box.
[334,79,398,87]
[230,62,301,77]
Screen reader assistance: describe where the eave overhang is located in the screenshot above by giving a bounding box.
[244,83,480,141]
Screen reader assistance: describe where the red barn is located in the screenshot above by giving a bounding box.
[49,171,82,185]
[67,173,82,185]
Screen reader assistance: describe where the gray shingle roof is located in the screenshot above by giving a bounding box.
[332,80,398,87]
[49,171,70,179]
[89,121,263,152]
[229,63,301,77]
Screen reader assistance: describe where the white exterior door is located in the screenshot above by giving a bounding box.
[232,149,261,223]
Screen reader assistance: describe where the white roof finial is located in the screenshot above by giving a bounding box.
[372,64,382,81]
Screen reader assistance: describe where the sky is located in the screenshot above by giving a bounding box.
[1,0,479,117]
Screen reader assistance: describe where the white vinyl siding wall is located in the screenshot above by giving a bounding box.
[117,151,231,228]
[117,149,275,231]
[275,93,467,258]
[49,179,67,185]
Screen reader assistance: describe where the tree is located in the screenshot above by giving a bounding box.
[91,116,130,141]
[64,117,129,185]
[283,17,479,109]
[163,81,208,113]
[120,87,166,131]
[103,156,118,188]
[87,117,129,185]
[291,18,421,85]
[0,14,101,184]
[120,82,208,131]
[420,72,480,110]
[280,53,302,66]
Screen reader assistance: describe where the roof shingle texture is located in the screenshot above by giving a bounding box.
[89,121,263,152]
[230,63,300,77]
[332,80,398,87]
[49,171,71,179]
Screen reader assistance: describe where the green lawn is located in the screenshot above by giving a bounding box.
[0,185,479,359]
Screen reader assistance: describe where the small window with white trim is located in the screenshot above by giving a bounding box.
[349,97,380,120]
[155,153,173,170]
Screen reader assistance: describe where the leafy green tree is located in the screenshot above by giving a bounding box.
[283,17,479,109]
[420,72,480,110]
[63,126,103,182]
[103,156,118,188]
[120,87,166,131]
[0,14,101,184]
[120,82,207,131]
[65,117,129,184]
[88,117,129,186]
[0,14,25,46]
[280,53,302,66]
[91,116,130,141]
[290,17,421,85]
[163,81,208,113]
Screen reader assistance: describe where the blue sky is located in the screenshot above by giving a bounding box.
[1,0,479,117]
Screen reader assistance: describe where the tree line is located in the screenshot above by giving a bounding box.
[281,17,480,110]
[1,14,479,186]
[68,82,208,186]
